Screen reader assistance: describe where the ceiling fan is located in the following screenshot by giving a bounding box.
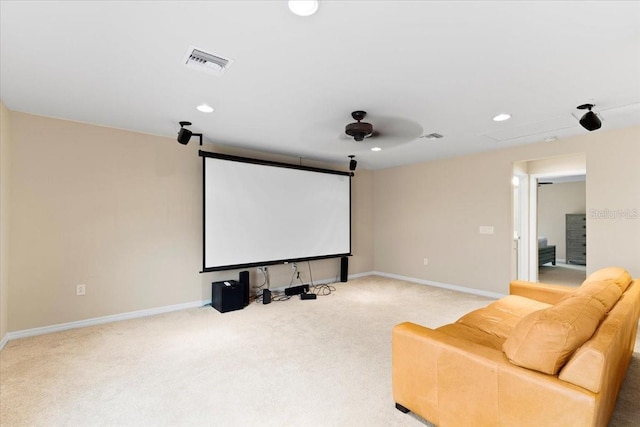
[344,110,377,141]
[337,110,424,149]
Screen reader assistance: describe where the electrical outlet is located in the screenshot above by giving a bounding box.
[423,258,429,266]
[479,226,495,235]
[76,284,86,296]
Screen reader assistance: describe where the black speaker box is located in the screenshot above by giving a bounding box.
[263,289,272,304]
[211,280,244,313]
[340,256,348,282]
[239,270,250,306]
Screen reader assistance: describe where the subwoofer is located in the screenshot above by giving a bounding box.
[211,280,244,313]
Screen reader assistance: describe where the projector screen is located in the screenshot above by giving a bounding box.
[200,151,351,272]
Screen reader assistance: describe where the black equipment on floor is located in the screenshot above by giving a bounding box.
[239,270,250,306]
[211,280,245,313]
[340,256,348,282]
[263,289,272,304]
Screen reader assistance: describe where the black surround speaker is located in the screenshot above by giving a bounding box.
[211,280,244,313]
[177,127,193,145]
[239,270,250,306]
[263,289,272,304]
[340,256,348,282]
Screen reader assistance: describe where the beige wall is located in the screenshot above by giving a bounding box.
[538,181,586,261]
[7,112,373,331]
[4,107,638,333]
[1,101,11,340]
[373,126,640,294]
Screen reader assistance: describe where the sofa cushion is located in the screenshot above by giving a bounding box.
[456,295,551,340]
[583,267,632,293]
[567,280,622,312]
[436,323,505,351]
[502,295,607,375]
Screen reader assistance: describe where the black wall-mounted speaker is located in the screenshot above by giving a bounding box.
[177,127,193,144]
[349,159,357,171]
[239,270,250,306]
[579,111,602,131]
[340,256,348,282]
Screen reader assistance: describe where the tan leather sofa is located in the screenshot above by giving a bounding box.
[392,267,640,427]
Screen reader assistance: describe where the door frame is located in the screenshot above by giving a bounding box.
[528,169,586,282]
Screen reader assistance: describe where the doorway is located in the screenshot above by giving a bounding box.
[512,153,587,286]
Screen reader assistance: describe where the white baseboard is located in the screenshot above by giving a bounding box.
[0,334,8,351]
[0,270,492,350]
[347,271,374,280]
[2,299,209,347]
[372,271,505,299]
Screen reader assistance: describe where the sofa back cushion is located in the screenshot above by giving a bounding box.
[564,280,622,312]
[503,295,607,375]
[583,267,632,293]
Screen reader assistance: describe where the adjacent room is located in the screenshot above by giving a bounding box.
[1,1,639,426]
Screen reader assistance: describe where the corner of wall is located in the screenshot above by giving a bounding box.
[0,99,12,346]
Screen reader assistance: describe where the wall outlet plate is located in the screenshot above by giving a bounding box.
[479,226,495,235]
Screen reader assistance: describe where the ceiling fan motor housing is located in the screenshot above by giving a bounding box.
[345,122,373,141]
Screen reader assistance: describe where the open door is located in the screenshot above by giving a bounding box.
[512,153,586,284]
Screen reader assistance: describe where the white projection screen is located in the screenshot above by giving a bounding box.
[200,152,351,272]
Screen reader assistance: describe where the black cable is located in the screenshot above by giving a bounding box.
[306,261,337,296]
[307,261,314,286]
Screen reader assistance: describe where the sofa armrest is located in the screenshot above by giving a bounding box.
[392,321,505,425]
[509,280,576,304]
[392,321,597,426]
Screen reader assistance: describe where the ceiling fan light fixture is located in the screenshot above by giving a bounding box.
[288,0,318,16]
[577,103,602,131]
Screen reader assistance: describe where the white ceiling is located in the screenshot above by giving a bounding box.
[1,1,639,170]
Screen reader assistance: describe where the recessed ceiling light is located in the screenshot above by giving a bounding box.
[371,147,382,152]
[544,136,558,142]
[197,104,214,113]
[492,113,511,122]
[288,0,318,16]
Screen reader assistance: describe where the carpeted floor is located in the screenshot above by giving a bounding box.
[538,263,587,287]
[1,276,638,426]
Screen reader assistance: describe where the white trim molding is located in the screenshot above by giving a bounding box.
[372,271,505,299]
[2,299,208,347]
[1,270,491,350]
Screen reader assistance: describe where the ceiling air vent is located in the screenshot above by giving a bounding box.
[182,46,232,75]
[421,133,444,140]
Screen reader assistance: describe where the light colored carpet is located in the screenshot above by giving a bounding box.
[1,276,638,426]
[538,263,587,287]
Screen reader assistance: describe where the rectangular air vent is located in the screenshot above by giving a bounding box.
[421,133,444,140]
[182,46,232,75]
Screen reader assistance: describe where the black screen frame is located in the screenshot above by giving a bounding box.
[199,151,352,272]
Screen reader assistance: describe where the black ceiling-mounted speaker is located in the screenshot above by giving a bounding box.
[345,111,373,141]
[348,155,357,171]
[577,104,602,131]
[177,121,193,144]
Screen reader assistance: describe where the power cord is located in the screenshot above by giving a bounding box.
[307,261,336,296]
